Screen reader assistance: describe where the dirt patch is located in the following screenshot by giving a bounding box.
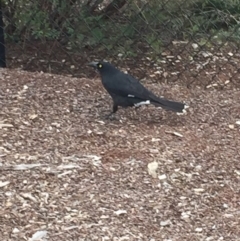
[6,41,240,89]
[0,68,240,240]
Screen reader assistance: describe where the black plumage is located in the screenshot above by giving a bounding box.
[88,61,187,118]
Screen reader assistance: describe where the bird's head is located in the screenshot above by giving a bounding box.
[87,61,117,75]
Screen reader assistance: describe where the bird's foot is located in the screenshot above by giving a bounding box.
[104,112,117,120]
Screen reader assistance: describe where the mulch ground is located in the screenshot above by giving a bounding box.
[0,68,240,240]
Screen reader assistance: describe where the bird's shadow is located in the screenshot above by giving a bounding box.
[99,107,186,127]
[128,113,186,127]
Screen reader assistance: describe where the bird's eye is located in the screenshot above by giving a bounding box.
[98,64,102,68]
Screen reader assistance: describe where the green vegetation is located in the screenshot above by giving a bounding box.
[2,0,240,56]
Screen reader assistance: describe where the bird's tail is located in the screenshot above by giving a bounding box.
[151,97,187,113]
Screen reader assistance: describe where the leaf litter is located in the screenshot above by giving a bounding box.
[0,68,240,240]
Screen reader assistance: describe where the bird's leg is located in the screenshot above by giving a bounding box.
[105,103,118,120]
[112,104,118,113]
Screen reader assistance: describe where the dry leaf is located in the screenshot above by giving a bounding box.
[58,170,73,177]
[0,181,10,187]
[21,193,37,202]
[194,188,204,193]
[57,164,79,170]
[160,219,172,226]
[114,209,127,215]
[29,230,48,241]
[12,228,20,233]
[29,114,38,120]
[148,161,158,178]
[165,131,183,138]
[181,212,190,220]
[234,170,240,176]
[158,174,167,180]
[0,123,13,128]
[13,164,43,170]
[195,227,203,232]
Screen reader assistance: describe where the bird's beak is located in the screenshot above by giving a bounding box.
[87,61,98,68]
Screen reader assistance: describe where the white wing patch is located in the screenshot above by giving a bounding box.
[134,100,150,107]
[128,94,135,98]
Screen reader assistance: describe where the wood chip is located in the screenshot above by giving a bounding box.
[114,210,127,215]
[29,230,48,241]
[165,131,183,138]
[0,181,10,187]
[0,123,13,128]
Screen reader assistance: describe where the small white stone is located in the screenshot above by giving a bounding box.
[180,196,187,200]
[160,220,171,226]
[195,165,202,170]
[206,237,214,241]
[181,212,190,219]
[236,120,240,125]
[192,43,198,49]
[158,174,167,180]
[202,51,213,58]
[223,203,228,208]
[195,227,203,232]
[12,228,20,233]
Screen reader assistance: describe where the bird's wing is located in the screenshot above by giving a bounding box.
[104,72,154,100]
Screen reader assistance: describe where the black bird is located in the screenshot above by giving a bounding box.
[88,61,187,118]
